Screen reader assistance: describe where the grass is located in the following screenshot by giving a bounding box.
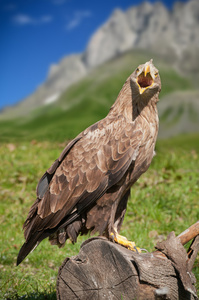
[0,133,199,299]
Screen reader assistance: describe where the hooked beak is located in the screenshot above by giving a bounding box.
[136,64,154,95]
[144,64,150,77]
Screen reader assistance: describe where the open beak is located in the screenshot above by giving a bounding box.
[136,64,154,94]
[144,65,150,77]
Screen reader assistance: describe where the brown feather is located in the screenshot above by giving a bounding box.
[17,60,161,265]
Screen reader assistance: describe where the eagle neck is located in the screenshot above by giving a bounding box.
[136,93,158,116]
[108,77,133,121]
[108,77,159,123]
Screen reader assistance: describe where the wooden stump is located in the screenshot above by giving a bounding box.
[57,233,198,300]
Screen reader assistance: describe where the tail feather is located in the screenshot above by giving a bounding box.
[17,208,82,265]
[17,231,49,266]
[17,241,38,266]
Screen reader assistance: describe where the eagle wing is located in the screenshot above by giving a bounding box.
[17,117,143,264]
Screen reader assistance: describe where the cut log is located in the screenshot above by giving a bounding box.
[57,231,198,300]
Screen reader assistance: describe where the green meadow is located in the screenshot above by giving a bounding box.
[0,134,198,299]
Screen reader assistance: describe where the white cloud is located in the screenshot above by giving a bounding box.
[12,14,53,26]
[12,14,34,25]
[66,10,92,31]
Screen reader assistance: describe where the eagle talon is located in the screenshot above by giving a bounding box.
[140,248,148,253]
[110,230,141,253]
[110,232,115,242]
[127,243,141,253]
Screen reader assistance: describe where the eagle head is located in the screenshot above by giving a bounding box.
[131,59,161,98]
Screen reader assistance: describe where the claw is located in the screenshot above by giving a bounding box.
[110,231,142,253]
[134,246,139,254]
[140,248,148,253]
[110,232,115,241]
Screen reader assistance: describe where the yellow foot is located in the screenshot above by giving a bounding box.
[110,232,141,253]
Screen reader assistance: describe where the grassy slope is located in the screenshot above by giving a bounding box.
[0,50,193,143]
[0,134,199,299]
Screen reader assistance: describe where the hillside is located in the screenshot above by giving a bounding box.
[1,0,199,120]
[0,50,196,143]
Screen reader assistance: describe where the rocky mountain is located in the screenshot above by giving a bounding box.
[84,0,199,70]
[1,0,199,119]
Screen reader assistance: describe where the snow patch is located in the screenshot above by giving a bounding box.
[44,93,60,105]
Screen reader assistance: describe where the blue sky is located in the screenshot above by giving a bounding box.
[0,0,189,110]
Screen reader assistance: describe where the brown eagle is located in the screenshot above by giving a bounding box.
[17,60,161,265]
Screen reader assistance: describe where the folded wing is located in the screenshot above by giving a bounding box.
[17,117,143,265]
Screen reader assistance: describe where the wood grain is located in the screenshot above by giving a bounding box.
[57,236,198,300]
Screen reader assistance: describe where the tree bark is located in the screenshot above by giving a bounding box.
[57,226,199,300]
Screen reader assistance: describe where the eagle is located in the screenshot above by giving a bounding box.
[17,60,161,265]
